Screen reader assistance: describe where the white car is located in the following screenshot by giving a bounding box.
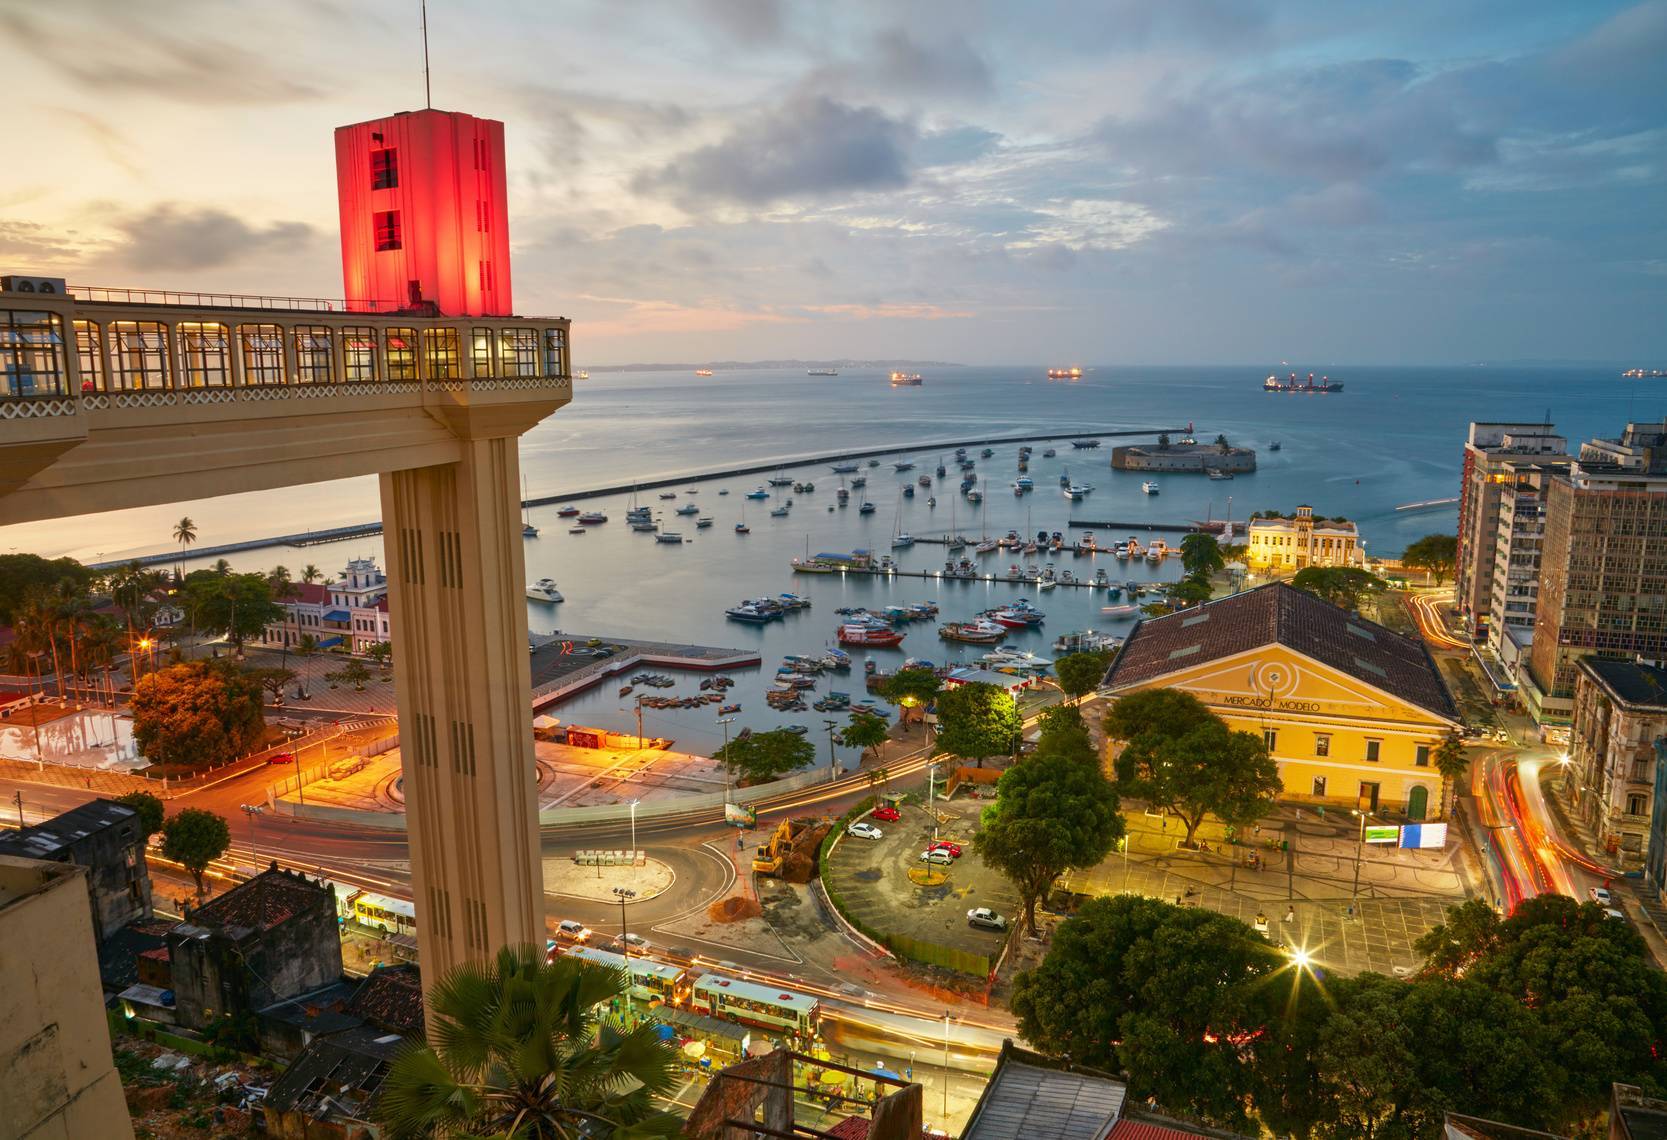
[622,932,651,951]
[1605,907,1627,921]
[966,907,1007,931]
[847,822,884,840]
[556,919,592,942]
[919,848,954,866]
[1590,886,1613,907]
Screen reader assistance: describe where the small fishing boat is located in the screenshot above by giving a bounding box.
[557,505,581,517]
[830,462,859,474]
[1043,448,1056,457]
[939,619,1007,644]
[770,506,790,517]
[718,703,742,716]
[577,511,607,524]
[1269,441,1282,451]
[858,501,877,514]
[918,474,933,487]
[893,460,916,472]
[521,476,539,537]
[850,475,867,488]
[659,492,677,500]
[619,685,633,697]
[656,532,684,544]
[675,503,700,515]
[745,487,771,500]
[1208,469,1234,480]
[838,623,905,647]
[568,526,587,534]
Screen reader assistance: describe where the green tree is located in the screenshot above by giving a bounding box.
[1012,896,1278,1127]
[131,660,266,772]
[366,641,393,671]
[1290,565,1387,611]
[1157,431,1170,450]
[325,659,372,691]
[1401,533,1458,586]
[976,747,1122,934]
[1168,576,1213,608]
[714,728,815,785]
[837,711,890,762]
[1053,650,1111,703]
[879,667,942,729]
[1412,897,1501,978]
[1033,702,1096,761]
[1104,688,1281,847]
[1214,433,1231,453]
[300,563,322,584]
[1432,732,1468,817]
[375,945,680,1140]
[294,633,320,694]
[162,807,231,898]
[0,553,94,624]
[1179,532,1226,579]
[246,665,297,704]
[116,791,165,838]
[181,571,283,652]
[934,681,1021,767]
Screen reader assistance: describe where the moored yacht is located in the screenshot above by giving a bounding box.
[526,578,564,603]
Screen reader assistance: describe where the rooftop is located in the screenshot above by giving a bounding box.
[262,1026,406,1122]
[346,964,425,1035]
[1580,658,1667,711]
[188,864,330,935]
[961,1042,1126,1140]
[1102,583,1459,722]
[0,798,139,861]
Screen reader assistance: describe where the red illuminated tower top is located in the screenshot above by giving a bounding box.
[335,109,513,316]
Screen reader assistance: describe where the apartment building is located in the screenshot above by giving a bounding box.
[1454,423,1569,640]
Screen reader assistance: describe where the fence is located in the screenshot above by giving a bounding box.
[941,766,1001,799]
[537,764,831,827]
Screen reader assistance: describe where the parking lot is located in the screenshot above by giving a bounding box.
[823,799,1018,963]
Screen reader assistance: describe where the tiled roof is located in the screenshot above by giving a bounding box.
[191,866,328,934]
[347,965,425,1034]
[97,920,174,990]
[1109,1122,1220,1140]
[1102,583,1458,722]
[291,583,331,606]
[1580,657,1667,711]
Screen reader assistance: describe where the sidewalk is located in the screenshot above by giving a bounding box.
[1541,768,1667,968]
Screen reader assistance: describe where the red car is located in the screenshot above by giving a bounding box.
[267,752,295,765]
[927,840,963,858]
[871,805,901,822]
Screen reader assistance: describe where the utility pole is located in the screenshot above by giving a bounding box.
[613,886,637,959]
[240,803,264,864]
[1352,808,1375,899]
[823,719,839,777]
[717,715,735,801]
[13,790,23,828]
[636,695,644,750]
[942,1011,952,1120]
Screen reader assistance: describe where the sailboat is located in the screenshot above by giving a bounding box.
[946,495,966,550]
[735,501,750,535]
[521,476,539,537]
[891,490,914,548]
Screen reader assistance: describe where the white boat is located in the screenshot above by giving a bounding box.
[1039,579,1057,591]
[526,578,564,603]
[521,476,538,537]
[675,503,700,515]
[629,520,658,532]
[696,517,714,528]
[893,460,916,472]
[1142,481,1160,495]
[655,532,684,544]
[770,506,790,517]
[1064,483,1094,500]
[891,533,915,548]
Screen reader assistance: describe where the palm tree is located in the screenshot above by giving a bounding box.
[376,945,681,1140]
[210,558,232,577]
[301,564,322,585]
[172,517,197,580]
[15,591,65,699]
[294,633,319,698]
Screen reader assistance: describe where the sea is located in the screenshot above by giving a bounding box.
[4,364,1650,754]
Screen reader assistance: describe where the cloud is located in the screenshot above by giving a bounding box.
[918,125,1003,167]
[112,206,316,272]
[0,7,320,105]
[862,29,993,98]
[691,0,787,46]
[638,95,917,204]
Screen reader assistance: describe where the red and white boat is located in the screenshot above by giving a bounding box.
[837,624,905,647]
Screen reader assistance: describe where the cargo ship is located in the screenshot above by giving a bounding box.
[807,368,839,376]
[1047,367,1083,379]
[890,371,923,386]
[1264,371,1343,393]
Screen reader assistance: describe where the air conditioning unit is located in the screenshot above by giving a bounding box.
[0,275,67,295]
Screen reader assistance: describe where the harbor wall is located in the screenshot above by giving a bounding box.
[1110,444,1257,473]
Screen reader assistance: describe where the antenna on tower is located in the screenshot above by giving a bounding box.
[420,0,432,109]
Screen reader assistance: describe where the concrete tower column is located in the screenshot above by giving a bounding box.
[379,435,541,984]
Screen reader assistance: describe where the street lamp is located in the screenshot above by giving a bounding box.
[1351,808,1382,899]
[240,803,264,863]
[612,886,637,959]
[629,798,639,862]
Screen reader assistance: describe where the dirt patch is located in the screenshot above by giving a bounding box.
[853,868,882,882]
[708,895,763,923]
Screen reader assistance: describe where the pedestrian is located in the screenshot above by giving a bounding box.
[1345,903,1355,921]
[1283,906,1295,923]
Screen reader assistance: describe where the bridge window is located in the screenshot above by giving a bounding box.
[370,147,399,190]
[109,321,170,391]
[0,310,67,397]
[542,327,566,377]
[423,328,461,380]
[294,326,334,384]
[342,327,378,382]
[177,322,231,388]
[385,328,417,381]
[470,327,495,377]
[73,320,104,392]
[500,328,538,377]
[239,323,286,385]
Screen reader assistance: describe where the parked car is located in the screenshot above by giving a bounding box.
[1590,886,1613,906]
[919,848,955,866]
[1605,907,1628,921]
[871,806,901,822]
[966,907,1007,931]
[927,840,963,858]
[556,919,592,942]
[847,822,884,840]
[267,752,295,765]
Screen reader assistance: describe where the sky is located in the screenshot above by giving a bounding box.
[1,0,1664,365]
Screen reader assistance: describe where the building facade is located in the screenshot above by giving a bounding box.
[1524,421,1667,724]
[257,557,392,655]
[167,866,343,1032]
[0,854,134,1140]
[1245,505,1365,573]
[0,798,153,942]
[1454,423,1569,639]
[1102,584,1460,818]
[1569,658,1667,865]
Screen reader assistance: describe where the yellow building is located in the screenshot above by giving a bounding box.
[1245,505,1365,572]
[1102,583,1459,819]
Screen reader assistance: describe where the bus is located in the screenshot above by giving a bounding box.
[350,890,417,937]
[562,945,689,1006]
[689,973,820,1036]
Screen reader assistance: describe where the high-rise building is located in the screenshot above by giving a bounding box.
[1476,458,1570,697]
[1524,421,1667,723]
[335,109,513,317]
[1569,657,1667,865]
[1454,423,1569,640]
